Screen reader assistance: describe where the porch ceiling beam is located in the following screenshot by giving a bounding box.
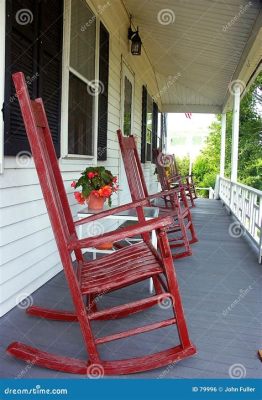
[161,104,222,114]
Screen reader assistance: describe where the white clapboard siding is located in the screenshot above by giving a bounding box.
[0,0,162,316]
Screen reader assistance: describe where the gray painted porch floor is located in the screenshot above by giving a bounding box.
[0,199,261,379]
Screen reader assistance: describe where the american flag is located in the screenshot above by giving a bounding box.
[185,113,192,119]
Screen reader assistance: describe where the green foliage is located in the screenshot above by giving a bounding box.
[175,155,190,177]
[192,72,262,196]
[73,166,118,206]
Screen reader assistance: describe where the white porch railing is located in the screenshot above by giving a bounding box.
[196,187,215,199]
[219,176,262,263]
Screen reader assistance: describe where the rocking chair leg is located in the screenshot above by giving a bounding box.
[176,216,191,257]
[188,216,198,244]
[152,275,163,294]
[188,188,195,208]
[158,232,193,349]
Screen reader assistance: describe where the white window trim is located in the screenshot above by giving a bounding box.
[0,0,5,174]
[120,58,135,135]
[60,0,100,161]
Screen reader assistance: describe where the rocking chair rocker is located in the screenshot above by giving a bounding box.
[6,72,196,375]
[117,131,198,259]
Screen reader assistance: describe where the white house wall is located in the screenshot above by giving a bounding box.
[0,0,160,316]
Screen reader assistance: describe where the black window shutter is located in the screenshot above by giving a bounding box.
[141,85,147,163]
[4,0,63,157]
[38,0,63,157]
[152,101,158,162]
[97,23,109,161]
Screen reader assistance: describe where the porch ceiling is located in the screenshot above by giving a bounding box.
[123,0,262,113]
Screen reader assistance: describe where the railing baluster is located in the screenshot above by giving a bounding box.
[219,176,262,263]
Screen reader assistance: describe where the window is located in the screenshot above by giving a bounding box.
[141,85,147,162]
[123,77,133,135]
[146,95,153,161]
[141,86,157,163]
[68,73,93,155]
[157,112,162,149]
[67,0,97,156]
[4,0,63,157]
[161,113,168,152]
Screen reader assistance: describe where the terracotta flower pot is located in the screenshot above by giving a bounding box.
[87,193,105,210]
[95,242,114,250]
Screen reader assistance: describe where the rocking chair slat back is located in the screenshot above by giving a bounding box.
[12,72,85,273]
[153,149,172,192]
[13,74,79,251]
[117,130,149,202]
[12,72,98,359]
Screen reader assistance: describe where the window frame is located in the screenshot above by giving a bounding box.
[61,0,100,160]
[146,93,153,162]
[120,60,135,136]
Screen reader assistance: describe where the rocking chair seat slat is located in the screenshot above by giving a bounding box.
[80,243,163,294]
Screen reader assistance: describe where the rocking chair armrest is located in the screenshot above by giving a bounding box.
[74,198,149,227]
[147,189,178,201]
[68,215,173,250]
[168,177,181,185]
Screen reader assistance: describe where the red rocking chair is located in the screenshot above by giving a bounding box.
[117,131,198,259]
[169,153,198,207]
[7,72,196,375]
[154,149,196,211]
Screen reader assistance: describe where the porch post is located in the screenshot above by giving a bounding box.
[231,85,241,182]
[220,113,226,177]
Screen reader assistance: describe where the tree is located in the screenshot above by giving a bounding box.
[192,72,262,196]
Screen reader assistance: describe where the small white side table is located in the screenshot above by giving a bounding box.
[77,206,159,293]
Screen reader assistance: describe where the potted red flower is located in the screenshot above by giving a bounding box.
[72,166,118,210]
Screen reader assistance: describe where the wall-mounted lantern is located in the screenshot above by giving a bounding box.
[128,19,142,55]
